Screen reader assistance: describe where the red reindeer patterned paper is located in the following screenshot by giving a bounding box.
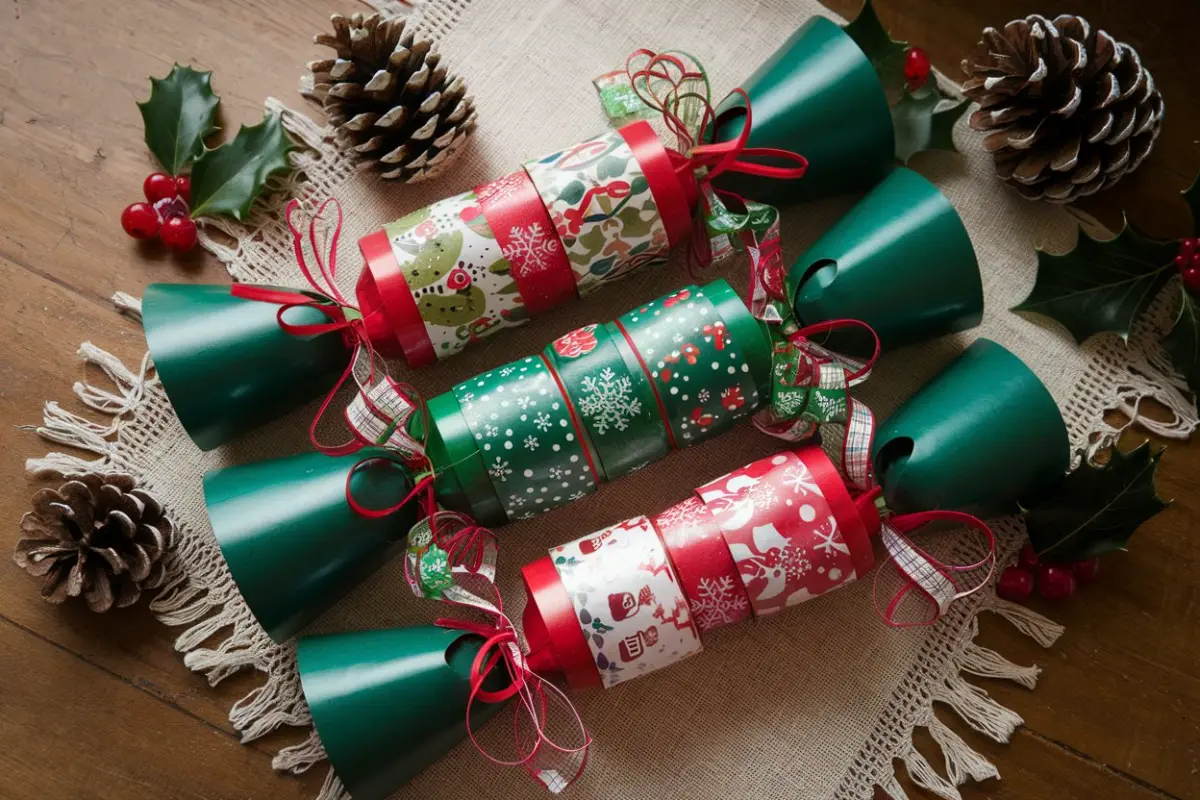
[697,452,860,616]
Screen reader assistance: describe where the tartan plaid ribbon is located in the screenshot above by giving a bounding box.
[872,510,997,628]
[343,372,427,470]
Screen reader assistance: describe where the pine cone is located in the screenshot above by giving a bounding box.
[305,12,476,183]
[14,473,173,612]
[962,15,1164,203]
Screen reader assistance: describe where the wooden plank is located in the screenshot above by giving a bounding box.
[0,618,322,800]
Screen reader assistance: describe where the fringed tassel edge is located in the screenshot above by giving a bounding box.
[876,596,1063,800]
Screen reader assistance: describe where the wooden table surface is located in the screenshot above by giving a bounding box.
[1,1,1197,798]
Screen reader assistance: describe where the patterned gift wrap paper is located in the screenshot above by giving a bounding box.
[521,445,878,689]
[545,323,667,481]
[426,280,772,525]
[452,357,599,523]
[653,496,751,633]
[524,122,689,297]
[697,450,874,616]
[611,283,767,448]
[550,515,702,689]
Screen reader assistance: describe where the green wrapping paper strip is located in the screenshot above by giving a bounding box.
[614,284,763,446]
[452,357,600,522]
[422,392,505,526]
[142,283,348,451]
[426,280,772,524]
[204,449,419,642]
[872,339,1070,518]
[298,626,507,800]
[546,324,663,481]
[711,16,895,205]
[788,167,983,351]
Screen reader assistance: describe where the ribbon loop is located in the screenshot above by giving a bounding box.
[872,510,997,628]
[404,519,592,792]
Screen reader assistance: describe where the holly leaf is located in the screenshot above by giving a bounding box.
[189,114,294,221]
[892,85,968,162]
[1024,442,1169,562]
[1163,284,1200,395]
[137,65,219,176]
[843,0,908,92]
[1011,221,1179,343]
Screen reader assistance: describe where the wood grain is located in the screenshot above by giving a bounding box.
[0,0,1198,798]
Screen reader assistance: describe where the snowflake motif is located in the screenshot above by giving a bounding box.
[499,365,518,377]
[577,367,642,434]
[508,494,526,508]
[484,424,500,438]
[654,498,711,544]
[459,391,476,409]
[672,332,684,344]
[503,222,562,278]
[515,509,538,520]
[698,389,710,403]
[782,463,820,495]
[689,576,749,631]
[523,435,540,450]
[517,396,533,410]
[534,412,552,431]
[813,519,850,557]
[569,490,588,501]
[548,466,566,480]
[488,458,512,482]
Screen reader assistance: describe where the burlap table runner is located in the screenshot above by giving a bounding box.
[28,0,1197,798]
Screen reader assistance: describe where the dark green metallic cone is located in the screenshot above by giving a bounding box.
[872,339,1070,518]
[711,16,895,205]
[298,626,507,800]
[203,449,418,642]
[788,167,983,352]
[142,283,348,451]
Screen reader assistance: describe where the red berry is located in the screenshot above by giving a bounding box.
[1070,557,1101,584]
[1191,251,1200,270]
[1182,238,1198,256]
[997,566,1035,601]
[1037,565,1077,601]
[174,175,191,205]
[121,202,160,239]
[1018,543,1039,570]
[1185,266,1200,293]
[1176,254,1190,270]
[904,47,931,91]
[143,172,178,203]
[160,216,198,252]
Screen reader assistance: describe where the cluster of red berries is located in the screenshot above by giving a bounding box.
[1175,238,1200,292]
[120,173,198,252]
[903,47,931,92]
[997,544,1100,602]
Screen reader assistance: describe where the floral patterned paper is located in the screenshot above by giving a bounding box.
[551,516,702,688]
[524,129,670,297]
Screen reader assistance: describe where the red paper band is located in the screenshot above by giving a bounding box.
[356,229,437,368]
[617,120,695,249]
[797,446,875,578]
[475,169,578,316]
[653,496,750,634]
[521,557,603,690]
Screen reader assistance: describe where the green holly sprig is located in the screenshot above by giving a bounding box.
[123,65,294,251]
[1012,175,1200,395]
[842,0,969,163]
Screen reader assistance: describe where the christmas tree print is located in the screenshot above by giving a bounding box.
[578,367,642,434]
